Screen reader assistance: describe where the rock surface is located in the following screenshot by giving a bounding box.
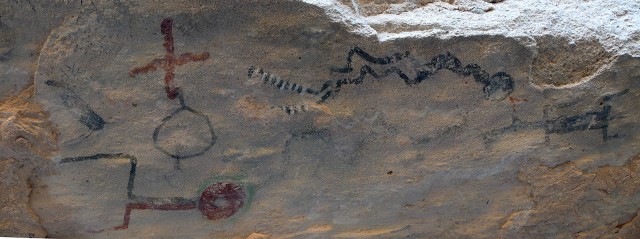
[1,0,640,238]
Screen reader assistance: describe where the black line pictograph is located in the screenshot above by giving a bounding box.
[152,90,217,168]
[45,80,106,131]
[129,18,216,169]
[248,47,515,111]
[52,18,245,232]
[484,89,630,146]
[272,104,310,115]
[59,153,249,232]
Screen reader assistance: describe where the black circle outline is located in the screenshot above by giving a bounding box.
[152,105,217,159]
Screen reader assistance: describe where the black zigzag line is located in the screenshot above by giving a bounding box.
[324,47,514,103]
[248,47,515,105]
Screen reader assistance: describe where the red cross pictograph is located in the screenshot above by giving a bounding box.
[129,18,210,99]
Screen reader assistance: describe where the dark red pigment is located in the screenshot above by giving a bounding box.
[198,182,247,220]
[508,96,529,112]
[129,18,210,99]
[107,202,197,231]
[98,182,246,232]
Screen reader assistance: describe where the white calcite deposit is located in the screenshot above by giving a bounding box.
[1,1,639,238]
[305,0,640,56]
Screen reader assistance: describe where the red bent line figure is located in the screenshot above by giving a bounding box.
[108,201,197,231]
[129,18,210,99]
[90,182,246,232]
[60,154,248,233]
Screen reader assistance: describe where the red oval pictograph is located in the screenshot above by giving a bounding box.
[198,182,247,220]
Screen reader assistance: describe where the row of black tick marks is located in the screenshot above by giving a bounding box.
[248,47,515,114]
[254,47,630,144]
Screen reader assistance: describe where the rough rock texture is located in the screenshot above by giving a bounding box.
[531,36,614,87]
[339,0,497,16]
[1,1,70,235]
[306,0,640,56]
[510,155,640,238]
[0,157,47,238]
[1,0,639,238]
[0,87,56,237]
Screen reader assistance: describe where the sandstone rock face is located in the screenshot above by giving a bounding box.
[338,0,497,16]
[1,0,640,238]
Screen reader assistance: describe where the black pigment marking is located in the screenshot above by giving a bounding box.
[247,66,255,78]
[58,153,216,231]
[484,89,630,145]
[60,153,138,200]
[62,63,81,77]
[58,153,199,209]
[26,0,36,12]
[45,80,106,131]
[274,104,309,115]
[289,128,332,141]
[152,91,217,162]
[328,48,514,102]
[602,88,630,102]
[249,47,515,110]
[128,18,215,165]
[54,18,237,232]
[0,47,12,61]
[332,47,410,73]
[282,129,331,157]
[248,66,320,102]
[546,106,611,136]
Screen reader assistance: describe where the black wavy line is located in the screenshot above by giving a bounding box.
[323,47,514,103]
[250,47,515,106]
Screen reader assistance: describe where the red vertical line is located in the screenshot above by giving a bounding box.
[161,18,178,99]
[109,203,137,230]
[161,18,174,55]
[129,18,210,100]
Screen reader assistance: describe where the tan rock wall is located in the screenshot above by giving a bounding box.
[0,0,639,238]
